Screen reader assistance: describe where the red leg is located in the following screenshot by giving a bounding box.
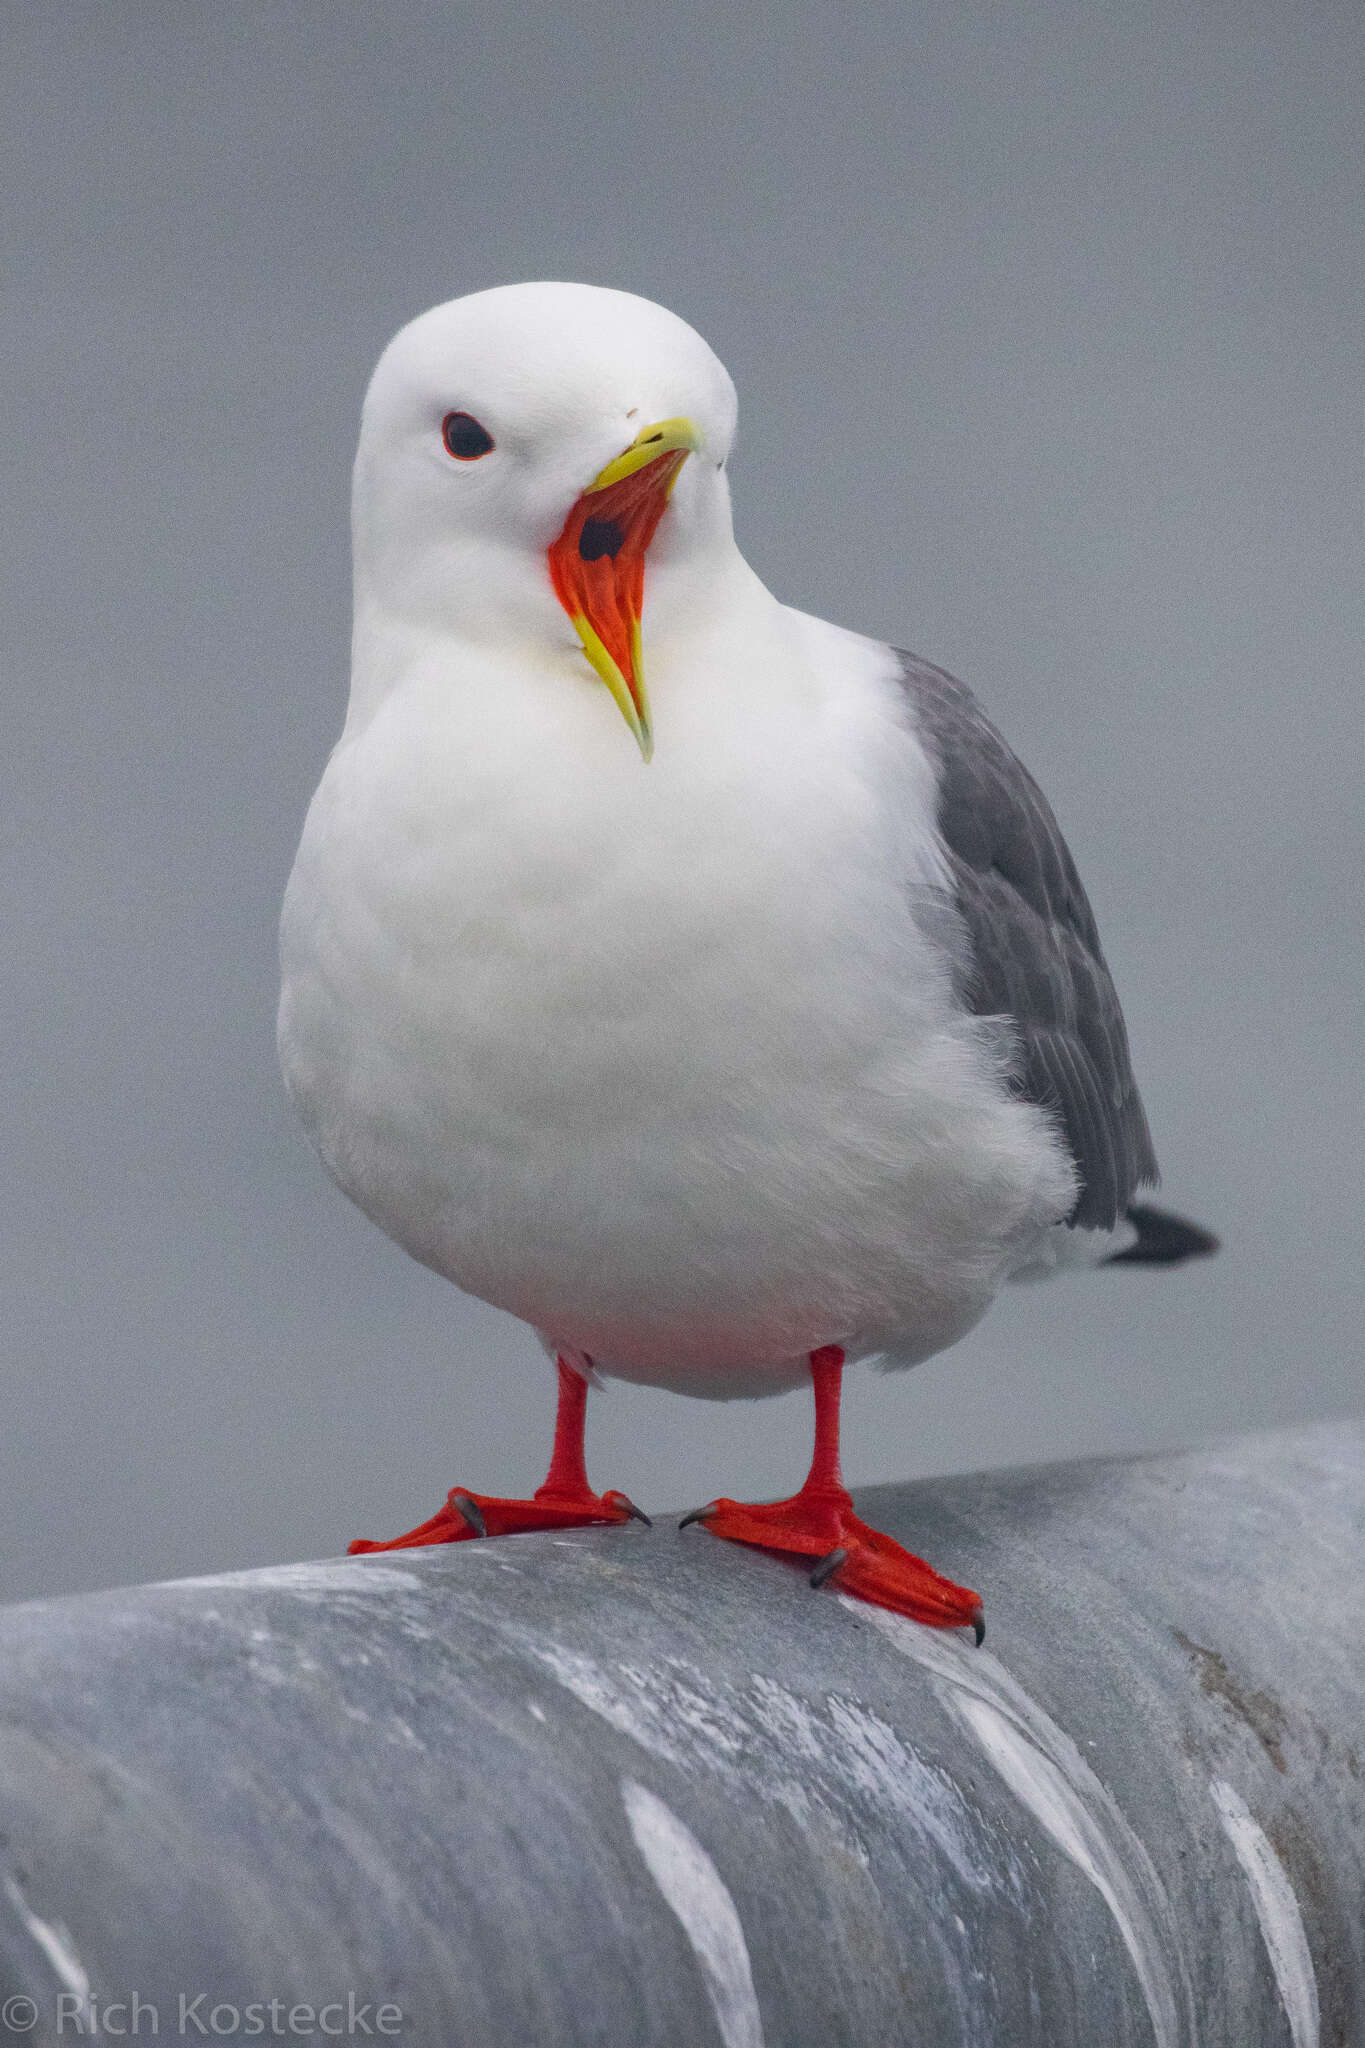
[348,1356,649,1554]
[680,1346,984,1640]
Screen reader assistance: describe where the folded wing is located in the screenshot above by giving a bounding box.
[900,652,1158,1231]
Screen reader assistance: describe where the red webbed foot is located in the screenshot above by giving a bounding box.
[349,1483,648,1554]
[680,1486,982,1639]
[347,1353,649,1555]
[678,1345,984,1642]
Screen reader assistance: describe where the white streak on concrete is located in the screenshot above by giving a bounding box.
[619,1660,751,1763]
[622,1780,764,2048]
[169,1560,422,1595]
[823,1693,994,1889]
[532,1643,687,1768]
[528,1638,997,1886]
[1211,1779,1319,2048]
[854,1603,1191,2048]
[3,1875,90,2000]
[956,1692,1180,2047]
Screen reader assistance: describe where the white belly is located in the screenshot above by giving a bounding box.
[279,603,1073,1396]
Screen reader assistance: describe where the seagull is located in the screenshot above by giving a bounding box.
[278,282,1216,1640]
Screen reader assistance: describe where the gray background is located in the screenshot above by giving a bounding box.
[2,1,1359,1604]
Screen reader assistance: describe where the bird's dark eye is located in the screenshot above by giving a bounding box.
[442,412,495,461]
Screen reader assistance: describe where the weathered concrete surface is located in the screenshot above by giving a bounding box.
[0,1423,1361,2047]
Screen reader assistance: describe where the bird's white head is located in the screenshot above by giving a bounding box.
[351,282,741,759]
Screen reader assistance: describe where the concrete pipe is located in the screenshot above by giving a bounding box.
[0,1421,1360,2045]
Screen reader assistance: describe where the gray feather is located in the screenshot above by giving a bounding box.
[899,651,1157,1230]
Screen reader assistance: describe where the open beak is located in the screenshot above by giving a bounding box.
[547,417,703,760]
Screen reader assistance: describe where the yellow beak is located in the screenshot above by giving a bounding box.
[546,417,705,760]
[584,416,704,494]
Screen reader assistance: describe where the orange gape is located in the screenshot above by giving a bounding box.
[546,447,689,748]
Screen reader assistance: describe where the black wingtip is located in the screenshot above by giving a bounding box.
[1107,1202,1220,1266]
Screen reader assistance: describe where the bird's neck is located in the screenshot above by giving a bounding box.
[344,544,775,740]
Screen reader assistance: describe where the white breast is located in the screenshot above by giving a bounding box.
[279,577,1073,1397]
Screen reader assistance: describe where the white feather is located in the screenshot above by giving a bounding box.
[279,285,1076,1400]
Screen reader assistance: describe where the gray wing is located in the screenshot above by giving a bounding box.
[899,651,1158,1231]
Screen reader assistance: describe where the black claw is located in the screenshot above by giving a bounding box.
[970,1608,986,1648]
[809,1546,848,1589]
[449,1491,487,1538]
[621,1497,653,1528]
[678,1503,716,1532]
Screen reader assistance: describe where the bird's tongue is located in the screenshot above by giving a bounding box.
[547,449,689,761]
